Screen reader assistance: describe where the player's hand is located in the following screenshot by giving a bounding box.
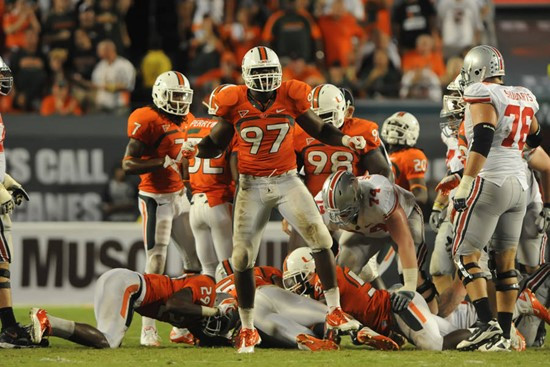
[342,135,366,151]
[429,209,443,233]
[163,155,179,168]
[435,173,461,195]
[452,175,474,212]
[181,141,197,159]
[390,290,415,313]
[3,174,29,206]
[216,297,237,317]
[535,204,550,233]
[0,185,15,215]
[281,218,292,235]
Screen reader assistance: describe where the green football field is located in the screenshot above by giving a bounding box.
[3,307,550,367]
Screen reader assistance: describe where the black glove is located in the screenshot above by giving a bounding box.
[10,185,29,206]
[390,290,415,313]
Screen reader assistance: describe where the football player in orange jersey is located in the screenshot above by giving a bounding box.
[283,248,471,351]
[182,46,366,353]
[122,71,201,346]
[381,112,428,206]
[186,84,237,278]
[27,268,234,348]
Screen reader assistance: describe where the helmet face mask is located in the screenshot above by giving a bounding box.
[322,171,361,226]
[439,95,464,136]
[282,248,316,296]
[152,71,193,116]
[310,84,346,128]
[202,293,239,338]
[282,270,314,295]
[242,47,282,92]
[381,111,420,147]
[0,57,13,96]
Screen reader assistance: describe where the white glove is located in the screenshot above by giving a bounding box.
[163,155,178,168]
[181,141,198,159]
[3,174,29,206]
[535,205,550,234]
[429,202,445,232]
[342,135,366,150]
[0,184,15,215]
[453,175,474,212]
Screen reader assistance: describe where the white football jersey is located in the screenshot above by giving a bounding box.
[463,82,539,189]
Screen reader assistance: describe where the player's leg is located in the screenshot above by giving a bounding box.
[171,193,201,272]
[232,177,273,352]
[189,193,218,277]
[207,202,233,267]
[517,201,545,275]
[430,215,455,294]
[336,231,380,274]
[277,175,360,332]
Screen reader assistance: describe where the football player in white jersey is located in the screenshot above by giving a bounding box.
[452,45,542,351]
[319,171,439,313]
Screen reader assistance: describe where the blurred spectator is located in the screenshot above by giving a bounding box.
[95,0,130,54]
[77,3,102,47]
[222,6,261,65]
[400,68,442,101]
[174,0,195,70]
[91,40,135,113]
[327,61,357,93]
[2,0,40,53]
[40,78,82,116]
[47,48,68,85]
[101,166,138,222]
[315,0,365,21]
[9,28,47,111]
[282,54,325,85]
[364,0,392,36]
[140,47,172,89]
[189,15,223,76]
[437,0,482,60]
[195,51,241,89]
[317,0,365,68]
[402,34,445,79]
[42,0,76,52]
[192,0,225,27]
[70,28,98,111]
[362,49,401,98]
[392,0,436,51]
[262,0,322,63]
[441,56,463,88]
[479,0,497,46]
[357,30,401,79]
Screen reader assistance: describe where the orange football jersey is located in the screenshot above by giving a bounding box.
[135,273,215,326]
[389,147,428,191]
[215,266,283,298]
[213,80,311,176]
[457,121,468,166]
[294,117,381,195]
[127,107,194,194]
[186,117,235,207]
[313,266,392,335]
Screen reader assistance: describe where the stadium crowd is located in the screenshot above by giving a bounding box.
[0,0,497,115]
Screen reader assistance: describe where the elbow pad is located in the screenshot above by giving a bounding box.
[470,123,495,157]
[526,125,542,148]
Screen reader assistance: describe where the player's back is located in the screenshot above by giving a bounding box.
[127,106,192,193]
[212,80,312,176]
[388,147,428,191]
[186,117,235,206]
[463,82,539,188]
[294,117,380,196]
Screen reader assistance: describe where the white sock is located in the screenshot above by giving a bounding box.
[142,316,156,329]
[324,287,341,310]
[48,315,75,339]
[239,307,254,330]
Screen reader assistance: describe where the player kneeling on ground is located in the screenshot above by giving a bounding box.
[27,269,232,348]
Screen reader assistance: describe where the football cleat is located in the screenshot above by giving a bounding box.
[0,323,37,348]
[325,307,361,332]
[29,308,51,345]
[296,333,339,351]
[169,327,198,346]
[140,326,161,347]
[355,326,399,351]
[516,288,550,324]
[510,323,526,352]
[234,328,261,353]
[457,319,502,351]
[478,335,511,352]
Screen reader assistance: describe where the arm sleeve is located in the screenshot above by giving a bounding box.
[359,121,381,153]
[212,86,239,122]
[286,80,313,116]
[127,109,152,145]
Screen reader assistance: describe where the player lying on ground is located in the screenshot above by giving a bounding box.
[283,248,471,350]
[27,268,233,348]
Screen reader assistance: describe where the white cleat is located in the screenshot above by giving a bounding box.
[140,326,161,347]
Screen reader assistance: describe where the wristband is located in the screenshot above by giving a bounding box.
[201,306,218,317]
[402,268,418,292]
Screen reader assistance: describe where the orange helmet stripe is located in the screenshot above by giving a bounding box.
[175,71,185,86]
[222,259,234,276]
[258,47,268,61]
[312,84,324,109]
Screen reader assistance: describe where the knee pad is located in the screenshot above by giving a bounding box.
[232,245,254,272]
[416,271,438,303]
[494,269,520,292]
[0,268,10,289]
[145,243,168,274]
[455,255,488,287]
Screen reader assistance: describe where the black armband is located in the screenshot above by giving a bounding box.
[197,136,223,158]
[450,168,464,178]
[526,124,542,148]
[471,123,495,157]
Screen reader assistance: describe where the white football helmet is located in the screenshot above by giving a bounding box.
[446,74,464,95]
[214,259,234,283]
[461,45,505,87]
[152,71,193,116]
[310,84,346,128]
[204,83,235,115]
[0,57,13,96]
[242,46,282,92]
[282,247,316,295]
[381,111,420,146]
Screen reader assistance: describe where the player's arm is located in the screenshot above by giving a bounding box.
[165,288,218,317]
[385,204,418,291]
[296,110,364,149]
[408,177,428,205]
[359,148,392,178]
[454,103,497,210]
[122,138,165,175]
[196,118,235,158]
[527,146,550,205]
[526,115,542,149]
